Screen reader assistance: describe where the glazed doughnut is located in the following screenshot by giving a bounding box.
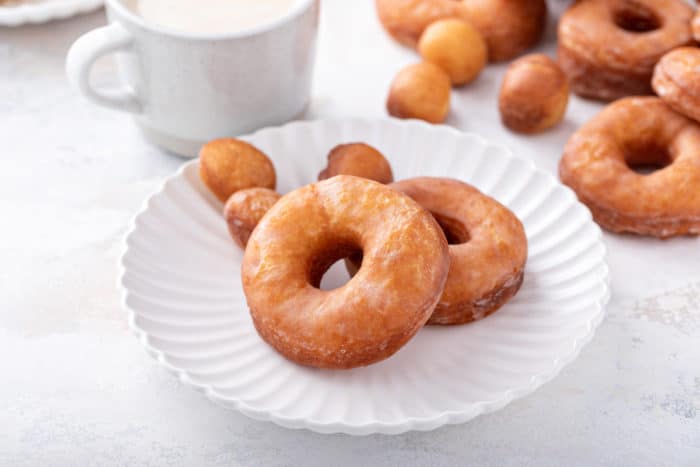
[499,54,569,134]
[560,97,700,238]
[242,175,450,369]
[558,0,693,101]
[199,138,276,202]
[653,47,700,124]
[375,0,547,62]
[224,188,281,249]
[318,143,394,184]
[349,178,527,325]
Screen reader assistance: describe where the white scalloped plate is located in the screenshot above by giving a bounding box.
[0,0,102,26]
[120,119,610,435]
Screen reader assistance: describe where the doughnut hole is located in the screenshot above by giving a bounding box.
[387,62,452,124]
[224,188,281,249]
[308,236,363,291]
[432,212,471,245]
[613,2,662,33]
[623,142,673,175]
[499,54,569,133]
[318,143,394,184]
[199,138,276,202]
[418,18,487,86]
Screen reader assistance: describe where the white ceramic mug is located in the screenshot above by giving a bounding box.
[67,0,319,157]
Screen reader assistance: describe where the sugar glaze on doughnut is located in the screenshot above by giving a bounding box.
[560,97,700,238]
[242,176,450,369]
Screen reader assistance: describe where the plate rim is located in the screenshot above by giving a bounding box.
[118,117,611,435]
[0,0,103,26]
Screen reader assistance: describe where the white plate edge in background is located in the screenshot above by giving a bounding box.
[0,0,102,26]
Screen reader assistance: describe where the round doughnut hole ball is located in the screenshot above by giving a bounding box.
[499,54,569,134]
[224,188,281,249]
[387,62,452,124]
[318,143,394,184]
[199,138,276,202]
[418,19,487,86]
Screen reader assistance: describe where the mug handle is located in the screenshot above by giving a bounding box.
[66,22,142,114]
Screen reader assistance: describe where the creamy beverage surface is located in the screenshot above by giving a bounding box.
[122,0,300,34]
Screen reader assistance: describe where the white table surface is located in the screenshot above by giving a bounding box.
[2,1,699,465]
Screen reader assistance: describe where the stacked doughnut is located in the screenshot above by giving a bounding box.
[199,139,528,369]
[556,0,700,238]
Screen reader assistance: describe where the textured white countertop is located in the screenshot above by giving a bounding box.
[1,1,699,465]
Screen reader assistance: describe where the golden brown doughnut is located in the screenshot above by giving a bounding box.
[693,9,700,43]
[417,18,487,86]
[242,175,450,369]
[558,0,693,102]
[199,138,276,202]
[387,62,451,124]
[652,47,700,124]
[375,0,547,62]
[318,143,394,184]
[349,177,527,325]
[560,97,700,238]
[499,54,569,134]
[224,188,281,249]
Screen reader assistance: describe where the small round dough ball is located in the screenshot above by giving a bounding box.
[499,54,569,134]
[199,138,276,202]
[418,19,487,86]
[387,62,452,124]
[224,188,281,249]
[318,143,394,184]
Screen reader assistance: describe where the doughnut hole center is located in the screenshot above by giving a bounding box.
[624,143,672,175]
[613,4,661,33]
[308,240,362,291]
[432,213,471,245]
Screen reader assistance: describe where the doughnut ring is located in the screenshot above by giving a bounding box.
[557,0,693,101]
[350,177,527,325]
[652,47,700,124]
[242,175,450,369]
[560,97,700,238]
[375,0,547,62]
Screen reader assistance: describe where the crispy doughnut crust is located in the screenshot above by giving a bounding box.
[653,47,700,124]
[693,10,700,43]
[242,175,450,369]
[318,143,394,184]
[557,0,693,101]
[375,0,546,62]
[360,177,527,325]
[499,54,569,134]
[199,138,276,202]
[560,97,700,238]
[224,188,281,249]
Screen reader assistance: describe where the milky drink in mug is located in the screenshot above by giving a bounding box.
[67,0,319,157]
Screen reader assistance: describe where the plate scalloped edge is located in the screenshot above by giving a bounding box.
[0,0,103,26]
[118,118,611,436]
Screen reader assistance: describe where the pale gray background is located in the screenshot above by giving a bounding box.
[1,1,699,466]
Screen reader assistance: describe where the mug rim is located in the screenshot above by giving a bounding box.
[107,0,316,40]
